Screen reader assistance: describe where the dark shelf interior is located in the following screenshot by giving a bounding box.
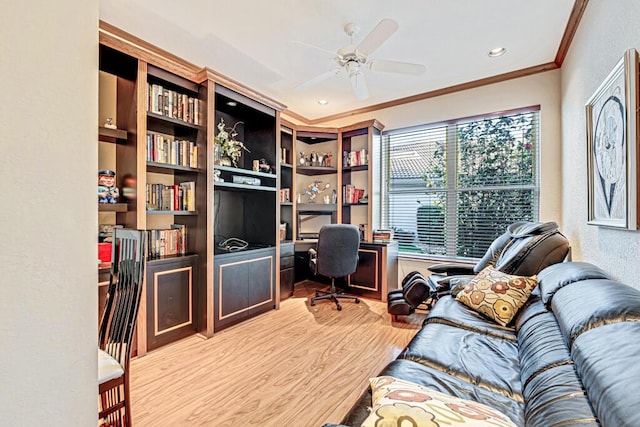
[147,111,201,131]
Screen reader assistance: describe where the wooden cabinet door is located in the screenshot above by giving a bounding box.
[146,255,198,351]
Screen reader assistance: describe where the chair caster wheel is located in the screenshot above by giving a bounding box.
[355,298,360,304]
[310,300,316,306]
[337,304,342,311]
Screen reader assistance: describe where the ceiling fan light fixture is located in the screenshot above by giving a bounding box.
[488,47,507,57]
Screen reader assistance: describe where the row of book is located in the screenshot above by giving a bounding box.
[343,184,366,204]
[146,182,196,212]
[343,149,368,167]
[146,225,187,258]
[147,132,198,168]
[147,83,201,125]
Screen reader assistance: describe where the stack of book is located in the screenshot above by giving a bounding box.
[343,149,368,167]
[146,225,187,258]
[146,182,196,212]
[343,184,366,204]
[147,83,200,125]
[147,132,198,168]
[373,229,394,243]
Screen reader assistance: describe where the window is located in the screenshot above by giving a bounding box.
[382,107,539,260]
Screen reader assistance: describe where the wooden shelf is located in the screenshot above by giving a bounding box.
[342,202,368,206]
[214,165,277,179]
[297,166,337,176]
[146,209,198,215]
[214,181,277,192]
[280,202,293,206]
[297,203,337,212]
[147,161,202,174]
[343,165,368,172]
[147,111,201,130]
[98,127,128,143]
[98,203,129,212]
[281,163,293,169]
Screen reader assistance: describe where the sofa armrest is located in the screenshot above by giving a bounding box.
[429,262,475,276]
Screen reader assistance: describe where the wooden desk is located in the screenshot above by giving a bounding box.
[294,240,398,302]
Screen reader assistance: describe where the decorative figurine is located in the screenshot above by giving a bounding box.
[326,153,332,167]
[98,169,119,203]
[302,180,331,203]
[104,118,117,129]
[258,158,273,174]
[343,151,349,167]
[299,152,306,166]
[213,169,224,182]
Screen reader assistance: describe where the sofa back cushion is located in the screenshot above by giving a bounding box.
[537,261,609,306]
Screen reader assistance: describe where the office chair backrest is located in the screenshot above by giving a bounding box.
[473,221,570,277]
[99,229,146,368]
[316,224,360,278]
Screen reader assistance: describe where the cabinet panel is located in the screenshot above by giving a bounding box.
[146,255,197,351]
[214,248,276,331]
[248,257,273,306]
[280,268,294,300]
[219,261,250,318]
[349,249,378,291]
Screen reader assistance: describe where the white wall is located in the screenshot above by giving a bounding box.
[321,71,563,284]
[0,0,98,424]
[560,0,640,285]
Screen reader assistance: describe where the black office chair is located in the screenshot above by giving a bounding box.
[308,224,361,311]
[98,229,146,427]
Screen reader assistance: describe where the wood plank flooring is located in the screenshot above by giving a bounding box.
[129,281,424,426]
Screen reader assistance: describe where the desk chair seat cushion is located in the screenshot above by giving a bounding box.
[98,348,124,384]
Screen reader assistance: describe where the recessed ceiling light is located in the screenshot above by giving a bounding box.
[317,99,329,105]
[226,101,237,107]
[488,47,507,58]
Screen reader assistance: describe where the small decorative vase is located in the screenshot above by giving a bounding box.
[220,156,233,167]
[213,144,223,165]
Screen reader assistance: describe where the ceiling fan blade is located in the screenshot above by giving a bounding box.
[296,68,342,90]
[350,72,369,100]
[292,40,341,59]
[356,18,399,56]
[368,59,426,75]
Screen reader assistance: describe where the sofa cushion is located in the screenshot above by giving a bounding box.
[455,266,538,327]
[523,364,598,427]
[537,261,609,307]
[425,296,517,342]
[517,310,572,390]
[400,322,522,400]
[552,279,640,348]
[572,322,640,427]
[363,376,517,427]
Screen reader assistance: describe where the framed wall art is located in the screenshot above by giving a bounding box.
[586,48,639,230]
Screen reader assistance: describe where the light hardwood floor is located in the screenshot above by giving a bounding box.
[130,282,424,426]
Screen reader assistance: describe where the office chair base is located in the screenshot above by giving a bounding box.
[310,288,360,311]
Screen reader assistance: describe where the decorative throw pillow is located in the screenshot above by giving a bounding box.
[455,266,538,326]
[362,376,516,427]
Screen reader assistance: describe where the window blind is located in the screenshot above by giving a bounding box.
[382,108,540,260]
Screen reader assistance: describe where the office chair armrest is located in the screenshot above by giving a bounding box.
[308,248,318,274]
[429,262,475,276]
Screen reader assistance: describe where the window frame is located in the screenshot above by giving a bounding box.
[382,105,541,261]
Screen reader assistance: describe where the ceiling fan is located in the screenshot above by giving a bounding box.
[296,18,426,100]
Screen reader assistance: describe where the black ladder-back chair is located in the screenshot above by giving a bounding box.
[309,224,361,311]
[98,229,146,427]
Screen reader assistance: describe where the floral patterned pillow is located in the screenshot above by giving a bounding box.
[455,266,538,326]
[363,376,516,427]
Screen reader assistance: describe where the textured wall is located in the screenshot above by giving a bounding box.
[0,0,98,424]
[560,0,640,284]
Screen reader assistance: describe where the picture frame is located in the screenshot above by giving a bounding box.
[586,48,639,229]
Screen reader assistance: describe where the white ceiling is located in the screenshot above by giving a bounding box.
[99,0,576,121]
